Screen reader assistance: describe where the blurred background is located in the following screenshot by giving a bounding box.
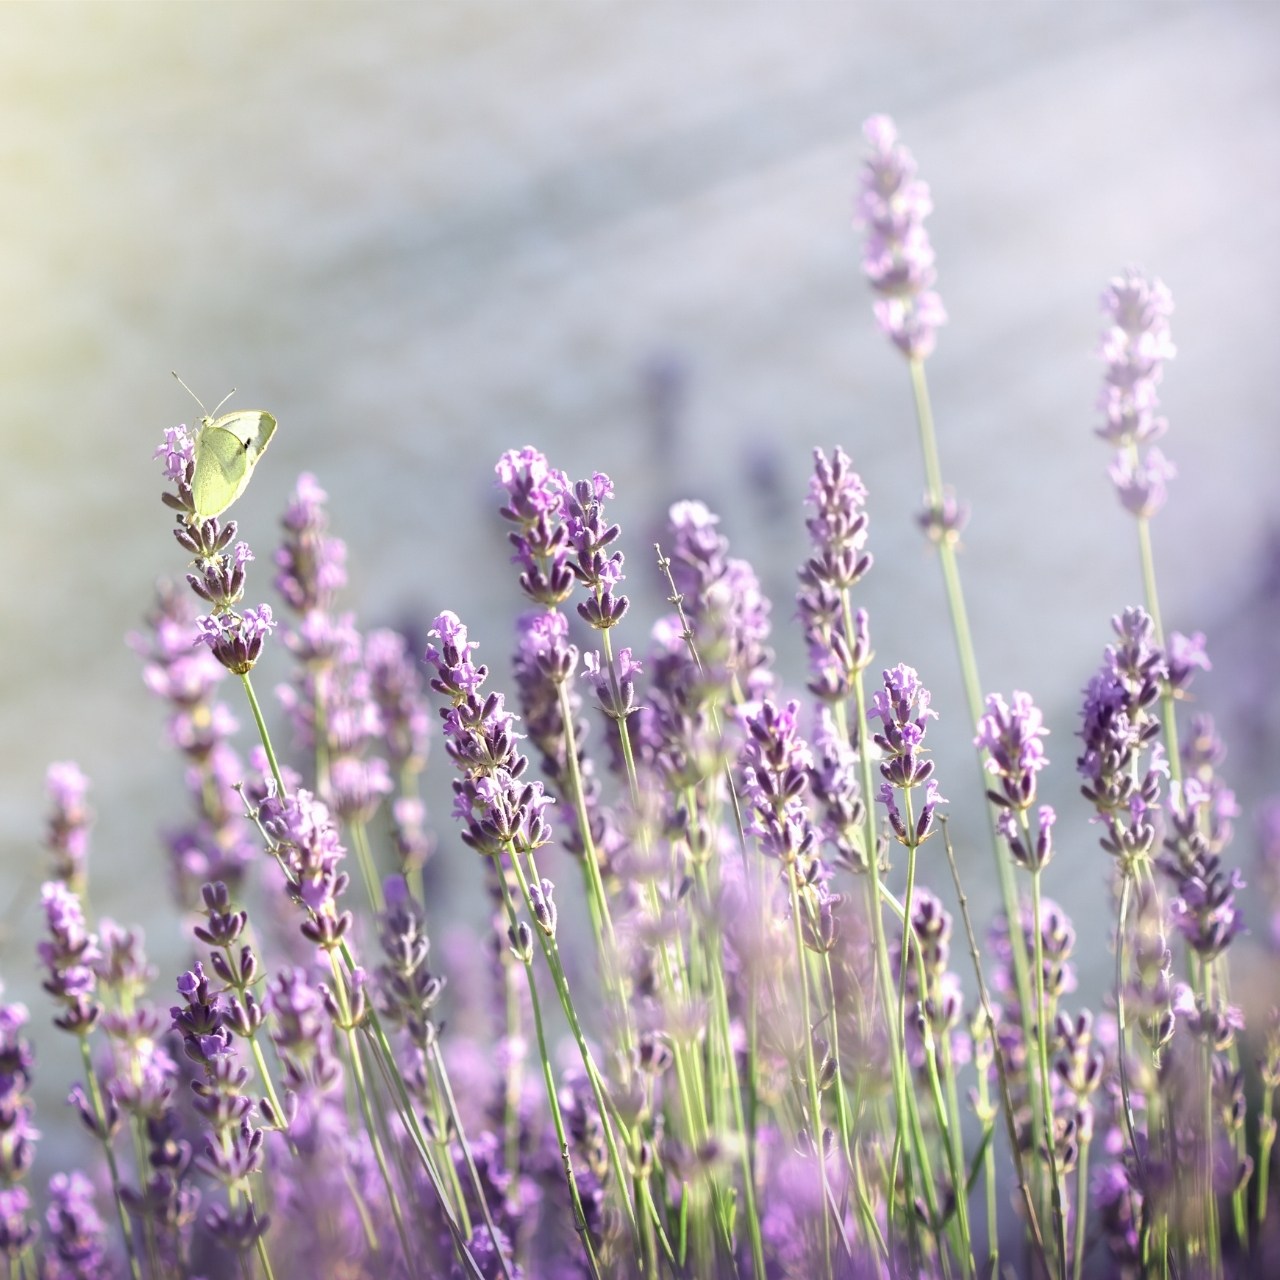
[3,2,1279,1162]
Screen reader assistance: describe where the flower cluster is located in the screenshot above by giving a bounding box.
[8,112,1274,1280]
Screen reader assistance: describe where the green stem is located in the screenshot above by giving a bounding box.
[78,1037,142,1280]
[1258,1082,1277,1227]
[327,952,418,1276]
[240,672,287,797]
[1072,1137,1092,1280]
[785,866,834,1274]
[942,825,1049,1274]
[1030,868,1068,1280]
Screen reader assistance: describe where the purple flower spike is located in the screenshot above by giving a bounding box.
[0,1186,36,1257]
[1108,446,1176,519]
[258,789,353,949]
[797,446,874,701]
[43,762,93,891]
[740,699,819,867]
[195,604,276,675]
[274,472,348,614]
[0,1002,38,1188]
[1096,267,1176,517]
[495,447,574,608]
[44,1170,109,1280]
[975,690,1050,811]
[857,114,947,360]
[37,883,102,1036]
[870,664,938,791]
[563,471,629,631]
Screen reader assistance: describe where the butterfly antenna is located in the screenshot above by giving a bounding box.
[212,388,238,415]
[171,371,207,416]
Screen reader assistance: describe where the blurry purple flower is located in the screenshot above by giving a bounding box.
[1258,800,1280,950]
[43,1171,109,1280]
[0,1186,36,1258]
[1096,268,1175,448]
[856,114,946,359]
[1096,268,1176,517]
[661,499,775,702]
[364,626,431,773]
[43,762,92,892]
[916,485,970,547]
[274,472,348,613]
[1108,446,1176,519]
[809,707,869,872]
[0,1001,39,1186]
[37,882,102,1036]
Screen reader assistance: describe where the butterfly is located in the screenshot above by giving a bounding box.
[174,373,277,522]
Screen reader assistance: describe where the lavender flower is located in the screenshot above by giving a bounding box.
[739,699,819,868]
[808,707,870,873]
[1157,715,1245,961]
[195,604,276,676]
[0,1186,36,1259]
[364,626,432,777]
[374,877,446,1055]
[424,612,554,862]
[895,889,967,1071]
[797,446,873,702]
[870,664,945,847]
[43,1171,110,1280]
[975,691,1049,811]
[258,789,353,949]
[0,1001,38,1187]
[37,883,102,1037]
[1077,608,1169,868]
[1095,268,1176,517]
[512,612,587,847]
[274,472,348,614]
[43,763,92,893]
[562,471,629,632]
[662,499,774,703]
[495,447,574,608]
[856,114,947,360]
[1259,799,1280,949]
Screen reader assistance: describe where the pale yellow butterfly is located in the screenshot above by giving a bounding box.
[173,373,277,522]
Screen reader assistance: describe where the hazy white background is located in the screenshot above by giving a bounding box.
[2,2,1278,1155]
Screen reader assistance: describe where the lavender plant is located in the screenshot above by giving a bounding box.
[3,114,1274,1280]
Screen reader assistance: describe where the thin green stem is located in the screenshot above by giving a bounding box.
[240,673,286,798]
[349,817,385,914]
[942,825,1049,1275]
[785,867,834,1274]
[1072,1137,1092,1280]
[1030,869,1068,1280]
[502,847,644,1246]
[849,672,920,1264]
[326,952,417,1277]
[1259,1080,1277,1227]
[78,1037,142,1280]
